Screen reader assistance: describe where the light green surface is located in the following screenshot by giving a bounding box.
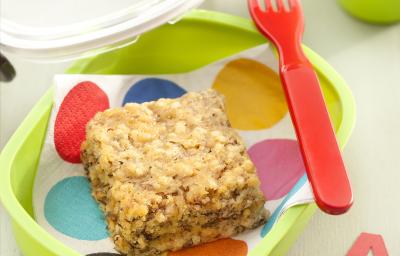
[338,0,400,24]
[0,10,355,256]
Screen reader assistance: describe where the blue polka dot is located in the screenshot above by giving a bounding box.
[260,174,308,237]
[123,78,186,105]
[44,176,108,240]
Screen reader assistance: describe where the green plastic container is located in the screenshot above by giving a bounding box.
[0,10,356,256]
[338,0,400,24]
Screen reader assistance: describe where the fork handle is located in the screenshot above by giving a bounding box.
[280,64,353,214]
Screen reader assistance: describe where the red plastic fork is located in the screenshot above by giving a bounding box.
[248,0,352,214]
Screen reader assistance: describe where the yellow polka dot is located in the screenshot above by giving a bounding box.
[213,58,287,130]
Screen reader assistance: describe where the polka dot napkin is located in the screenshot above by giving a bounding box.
[33,45,314,256]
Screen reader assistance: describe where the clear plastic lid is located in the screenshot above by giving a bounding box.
[0,0,203,61]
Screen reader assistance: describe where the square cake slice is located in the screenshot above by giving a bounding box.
[81,89,269,256]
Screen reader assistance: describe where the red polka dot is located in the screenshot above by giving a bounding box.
[54,81,109,163]
[248,139,305,200]
[168,238,248,256]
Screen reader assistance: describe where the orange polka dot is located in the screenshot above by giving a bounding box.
[213,58,287,130]
[168,238,248,256]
